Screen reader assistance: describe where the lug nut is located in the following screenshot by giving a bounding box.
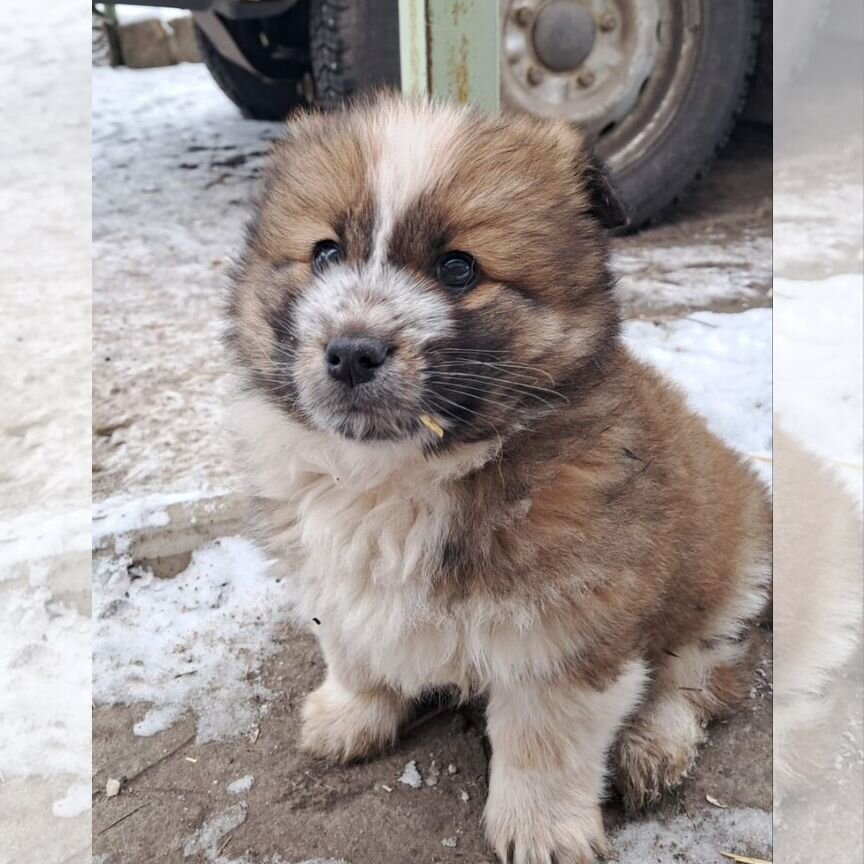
[577,70,595,87]
[599,12,617,32]
[514,6,533,27]
[527,66,545,86]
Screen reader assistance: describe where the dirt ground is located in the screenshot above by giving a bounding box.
[92,629,772,864]
[90,62,774,864]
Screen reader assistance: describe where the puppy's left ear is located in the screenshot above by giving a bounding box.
[584,156,630,231]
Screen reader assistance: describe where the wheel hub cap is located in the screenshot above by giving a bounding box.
[532,1,597,72]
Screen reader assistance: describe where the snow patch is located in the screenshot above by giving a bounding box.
[91,489,229,544]
[114,4,188,24]
[625,309,772,461]
[92,63,281,502]
[774,274,863,500]
[0,508,90,573]
[227,775,254,795]
[183,802,247,859]
[93,536,288,742]
[774,158,864,278]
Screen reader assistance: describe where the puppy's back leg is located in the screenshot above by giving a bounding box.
[613,636,758,812]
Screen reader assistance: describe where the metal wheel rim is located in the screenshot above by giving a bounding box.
[501,0,702,174]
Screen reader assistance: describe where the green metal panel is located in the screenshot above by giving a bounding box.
[399,0,430,97]
[398,0,501,113]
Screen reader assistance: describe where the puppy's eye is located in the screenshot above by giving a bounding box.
[436,251,477,291]
[312,240,342,274]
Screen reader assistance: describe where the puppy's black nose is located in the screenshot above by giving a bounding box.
[325,336,390,387]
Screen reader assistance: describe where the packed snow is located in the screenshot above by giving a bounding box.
[93,536,284,741]
[625,309,772,462]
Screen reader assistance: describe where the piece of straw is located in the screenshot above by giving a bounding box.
[419,414,445,438]
[720,853,772,864]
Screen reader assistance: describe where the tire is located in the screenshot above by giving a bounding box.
[501,0,761,230]
[309,0,401,109]
[194,20,306,121]
[607,1,761,229]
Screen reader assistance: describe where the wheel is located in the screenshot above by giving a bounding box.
[309,0,401,110]
[501,0,761,229]
[193,8,312,121]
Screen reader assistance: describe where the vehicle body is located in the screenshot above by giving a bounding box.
[120,0,772,228]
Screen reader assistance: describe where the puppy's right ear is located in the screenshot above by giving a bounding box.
[584,156,630,231]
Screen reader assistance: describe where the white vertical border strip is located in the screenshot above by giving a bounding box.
[773,0,864,860]
[0,1,93,861]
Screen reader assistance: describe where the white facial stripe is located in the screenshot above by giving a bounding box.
[369,100,466,269]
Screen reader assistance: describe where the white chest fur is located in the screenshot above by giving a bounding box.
[231,395,569,694]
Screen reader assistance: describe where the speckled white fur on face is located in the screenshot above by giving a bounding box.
[291,262,454,439]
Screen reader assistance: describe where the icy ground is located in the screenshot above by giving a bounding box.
[84,60,780,864]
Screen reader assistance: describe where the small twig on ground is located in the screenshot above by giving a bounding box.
[96,801,151,836]
[118,730,196,788]
[684,315,720,328]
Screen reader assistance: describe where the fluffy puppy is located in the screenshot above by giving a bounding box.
[226,96,771,864]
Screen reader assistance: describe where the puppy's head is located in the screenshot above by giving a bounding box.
[227,96,626,448]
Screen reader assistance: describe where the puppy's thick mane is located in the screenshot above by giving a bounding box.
[225,95,772,859]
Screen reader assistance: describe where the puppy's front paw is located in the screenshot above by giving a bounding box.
[484,768,608,864]
[299,676,405,763]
